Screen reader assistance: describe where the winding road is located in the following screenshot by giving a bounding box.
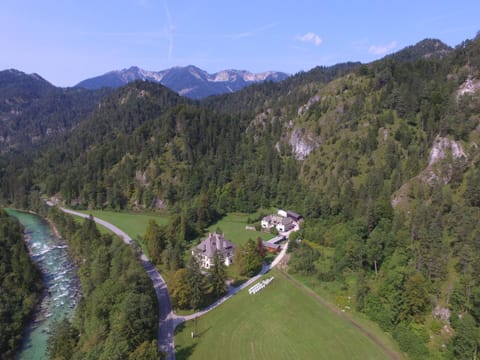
[175,243,288,324]
[51,205,289,360]
[54,207,176,360]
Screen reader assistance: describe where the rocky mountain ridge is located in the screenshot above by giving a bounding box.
[75,65,289,99]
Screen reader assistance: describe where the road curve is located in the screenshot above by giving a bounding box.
[49,207,399,359]
[53,204,289,358]
[55,207,176,360]
[175,242,288,324]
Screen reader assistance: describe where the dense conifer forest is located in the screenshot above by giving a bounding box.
[1,34,480,358]
[44,207,159,359]
[0,209,42,359]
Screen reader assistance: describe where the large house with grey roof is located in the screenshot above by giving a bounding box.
[193,232,236,269]
[261,209,301,233]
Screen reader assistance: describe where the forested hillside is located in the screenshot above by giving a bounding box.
[0,209,42,359]
[1,34,480,359]
[44,207,159,359]
[0,69,111,153]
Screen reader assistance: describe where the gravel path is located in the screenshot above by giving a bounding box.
[51,208,396,359]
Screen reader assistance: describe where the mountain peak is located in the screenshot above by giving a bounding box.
[75,66,289,99]
[1,69,50,83]
[386,38,453,62]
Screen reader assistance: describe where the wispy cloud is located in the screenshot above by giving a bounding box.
[297,32,323,46]
[83,31,167,39]
[368,41,398,55]
[226,23,276,39]
[164,0,174,60]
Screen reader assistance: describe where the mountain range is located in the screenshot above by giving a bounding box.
[2,35,480,358]
[0,69,110,152]
[75,65,289,99]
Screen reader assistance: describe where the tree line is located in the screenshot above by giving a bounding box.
[0,209,42,359]
[45,207,160,359]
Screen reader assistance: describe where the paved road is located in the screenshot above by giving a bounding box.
[175,242,288,324]
[54,205,289,358]
[55,207,176,360]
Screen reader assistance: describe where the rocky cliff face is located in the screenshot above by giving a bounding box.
[392,136,468,208]
[458,76,480,97]
[288,128,320,160]
[422,136,468,184]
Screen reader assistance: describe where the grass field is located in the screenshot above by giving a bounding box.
[175,268,399,360]
[77,210,168,239]
[207,212,274,245]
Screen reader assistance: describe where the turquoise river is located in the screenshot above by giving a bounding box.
[7,210,80,360]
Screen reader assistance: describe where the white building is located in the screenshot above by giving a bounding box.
[276,217,294,232]
[192,233,236,269]
[261,209,302,233]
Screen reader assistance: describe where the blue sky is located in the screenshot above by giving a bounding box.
[1,0,479,86]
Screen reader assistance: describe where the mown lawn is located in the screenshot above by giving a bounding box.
[77,210,168,239]
[207,212,275,245]
[174,268,396,360]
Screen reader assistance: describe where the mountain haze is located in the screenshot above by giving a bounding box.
[0,69,111,152]
[75,65,289,99]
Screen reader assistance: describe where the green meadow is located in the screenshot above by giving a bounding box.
[77,209,168,239]
[175,269,401,360]
[207,212,275,245]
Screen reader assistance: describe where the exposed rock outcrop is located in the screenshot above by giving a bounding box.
[289,128,320,160]
[422,136,467,185]
[392,136,468,208]
[457,76,480,98]
[297,95,320,116]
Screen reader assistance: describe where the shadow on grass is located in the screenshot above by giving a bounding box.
[174,322,186,334]
[196,326,211,338]
[175,344,197,360]
[174,323,212,359]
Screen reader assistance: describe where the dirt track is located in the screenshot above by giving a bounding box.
[277,270,404,360]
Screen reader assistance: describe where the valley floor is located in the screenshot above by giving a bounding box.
[63,208,403,360]
[174,268,403,360]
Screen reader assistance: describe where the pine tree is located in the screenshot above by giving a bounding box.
[143,220,166,265]
[452,313,479,360]
[186,256,205,310]
[244,239,263,277]
[210,250,227,297]
[400,272,429,323]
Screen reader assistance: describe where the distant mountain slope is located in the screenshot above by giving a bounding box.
[3,33,480,360]
[386,38,453,62]
[0,69,110,152]
[75,65,289,99]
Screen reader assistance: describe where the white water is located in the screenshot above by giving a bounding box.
[7,210,80,360]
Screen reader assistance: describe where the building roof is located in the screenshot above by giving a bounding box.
[262,214,283,224]
[262,241,280,249]
[286,210,302,221]
[268,235,286,244]
[280,217,294,226]
[262,215,274,222]
[196,233,235,259]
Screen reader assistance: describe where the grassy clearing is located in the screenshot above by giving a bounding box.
[207,212,274,246]
[175,268,396,360]
[77,210,168,240]
[72,215,112,235]
[289,272,402,355]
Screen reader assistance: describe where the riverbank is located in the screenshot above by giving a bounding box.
[43,206,160,359]
[0,209,43,359]
[5,209,79,360]
[54,206,176,359]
